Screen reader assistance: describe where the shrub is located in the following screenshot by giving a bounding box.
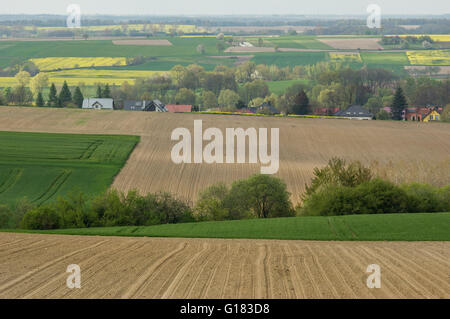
[91,189,135,226]
[300,179,411,216]
[0,205,13,229]
[90,190,194,227]
[146,192,195,225]
[402,183,450,213]
[55,191,96,228]
[21,206,61,230]
[401,183,442,213]
[303,157,373,200]
[195,183,229,221]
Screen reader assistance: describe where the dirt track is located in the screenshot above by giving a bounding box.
[0,233,449,299]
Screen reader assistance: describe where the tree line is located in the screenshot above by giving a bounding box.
[1,61,450,121]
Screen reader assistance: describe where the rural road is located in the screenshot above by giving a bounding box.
[0,233,449,299]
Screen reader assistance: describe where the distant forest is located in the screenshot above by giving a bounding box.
[0,15,449,36]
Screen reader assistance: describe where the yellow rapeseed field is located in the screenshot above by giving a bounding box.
[386,35,450,42]
[406,50,450,65]
[30,57,127,71]
[0,69,168,87]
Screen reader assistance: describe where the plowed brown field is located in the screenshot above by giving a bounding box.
[0,233,449,299]
[0,107,449,204]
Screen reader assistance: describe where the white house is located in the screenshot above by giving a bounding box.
[82,98,114,110]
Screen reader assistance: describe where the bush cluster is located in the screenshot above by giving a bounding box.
[298,159,450,216]
[1,163,449,230]
[20,190,194,230]
[195,174,295,221]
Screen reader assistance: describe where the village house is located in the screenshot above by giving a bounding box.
[82,98,114,110]
[404,107,443,122]
[334,105,373,120]
[123,100,168,112]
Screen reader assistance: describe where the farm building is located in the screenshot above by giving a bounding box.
[166,104,192,113]
[123,100,168,112]
[404,107,443,122]
[334,105,373,120]
[82,98,114,110]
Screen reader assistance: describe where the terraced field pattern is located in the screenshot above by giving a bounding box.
[0,131,139,205]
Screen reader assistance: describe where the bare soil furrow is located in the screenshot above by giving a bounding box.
[0,234,448,299]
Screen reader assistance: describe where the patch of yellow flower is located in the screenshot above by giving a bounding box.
[406,50,450,65]
[385,35,450,42]
[0,69,169,88]
[29,57,127,71]
[329,53,362,63]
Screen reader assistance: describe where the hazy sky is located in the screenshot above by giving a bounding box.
[1,0,449,15]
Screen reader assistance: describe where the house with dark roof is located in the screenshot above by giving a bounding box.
[334,105,373,120]
[82,98,114,110]
[123,100,167,112]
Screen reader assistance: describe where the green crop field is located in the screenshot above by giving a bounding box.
[0,38,224,66]
[248,36,333,50]
[6,213,449,241]
[361,52,410,65]
[252,51,328,67]
[0,131,139,205]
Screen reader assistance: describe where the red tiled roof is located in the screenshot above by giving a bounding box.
[166,104,192,113]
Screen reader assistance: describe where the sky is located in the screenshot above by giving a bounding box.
[0,0,449,16]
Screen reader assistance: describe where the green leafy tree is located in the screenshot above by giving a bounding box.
[218,89,240,109]
[201,90,218,109]
[35,92,44,107]
[59,81,72,107]
[175,88,196,105]
[195,183,229,221]
[376,109,391,120]
[224,175,294,219]
[391,87,408,121]
[73,86,84,108]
